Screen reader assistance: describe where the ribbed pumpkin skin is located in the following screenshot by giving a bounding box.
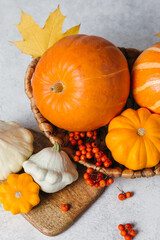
[132,43,160,113]
[106,108,160,170]
[0,173,40,215]
[33,34,130,131]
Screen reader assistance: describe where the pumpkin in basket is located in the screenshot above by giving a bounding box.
[132,43,160,113]
[105,108,160,170]
[32,34,130,131]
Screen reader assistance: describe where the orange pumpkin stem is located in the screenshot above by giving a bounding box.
[50,81,64,93]
[137,128,146,136]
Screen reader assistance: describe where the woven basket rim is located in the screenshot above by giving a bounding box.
[24,47,160,179]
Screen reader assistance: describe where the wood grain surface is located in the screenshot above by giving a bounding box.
[16,130,104,236]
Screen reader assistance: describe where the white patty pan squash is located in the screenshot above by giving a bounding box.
[23,142,79,193]
[0,120,34,180]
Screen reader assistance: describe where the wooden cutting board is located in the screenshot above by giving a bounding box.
[16,130,104,236]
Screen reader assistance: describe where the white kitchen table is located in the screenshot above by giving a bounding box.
[1,0,160,239]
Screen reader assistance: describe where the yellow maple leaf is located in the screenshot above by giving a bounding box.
[156,33,160,38]
[11,5,80,58]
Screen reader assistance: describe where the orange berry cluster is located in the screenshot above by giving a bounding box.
[84,168,114,188]
[69,131,112,168]
[118,223,136,239]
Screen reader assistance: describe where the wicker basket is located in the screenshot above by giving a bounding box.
[24,47,160,179]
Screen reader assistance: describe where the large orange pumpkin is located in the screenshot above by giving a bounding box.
[32,34,130,131]
[132,43,160,113]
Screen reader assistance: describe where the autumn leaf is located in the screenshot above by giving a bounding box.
[11,5,80,58]
[156,33,160,38]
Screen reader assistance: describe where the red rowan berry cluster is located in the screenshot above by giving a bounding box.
[117,187,132,200]
[83,168,114,188]
[69,131,112,168]
[118,223,136,239]
[69,131,97,146]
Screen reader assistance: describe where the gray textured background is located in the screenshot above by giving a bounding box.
[1,0,160,239]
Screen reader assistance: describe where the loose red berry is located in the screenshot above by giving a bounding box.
[86,179,94,186]
[105,179,110,186]
[86,179,92,185]
[87,131,94,138]
[80,155,86,161]
[101,155,108,162]
[118,193,126,201]
[96,161,102,167]
[71,139,77,146]
[95,152,102,159]
[61,204,69,211]
[125,235,132,240]
[74,156,79,162]
[121,230,127,236]
[76,151,81,157]
[80,132,85,138]
[81,150,86,155]
[129,229,136,237]
[99,180,106,187]
[74,131,80,135]
[89,182,94,187]
[108,178,114,185]
[94,182,100,188]
[118,224,125,231]
[126,192,132,198]
[87,168,93,174]
[125,223,133,231]
[78,140,83,145]
[83,173,90,180]
[79,145,86,151]
[86,152,93,159]
[91,142,97,148]
[92,147,99,153]
[103,161,110,168]
[69,133,74,137]
[74,134,80,140]
[92,136,97,140]
[103,159,112,168]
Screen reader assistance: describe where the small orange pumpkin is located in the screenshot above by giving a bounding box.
[132,43,160,113]
[33,34,130,131]
[105,108,160,170]
[0,173,40,215]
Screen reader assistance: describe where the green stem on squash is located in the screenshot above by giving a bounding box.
[51,142,61,152]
